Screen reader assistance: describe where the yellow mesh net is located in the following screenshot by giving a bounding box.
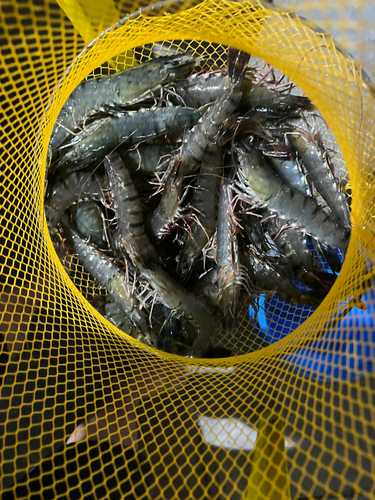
[1,0,375,498]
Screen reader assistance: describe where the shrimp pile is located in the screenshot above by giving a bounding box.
[45,46,351,358]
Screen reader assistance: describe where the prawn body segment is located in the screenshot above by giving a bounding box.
[178,143,221,278]
[289,134,351,231]
[139,263,219,357]
[216,167,241,328]
[45,171,105,229]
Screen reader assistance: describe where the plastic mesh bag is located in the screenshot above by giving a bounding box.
[1,0,375,498]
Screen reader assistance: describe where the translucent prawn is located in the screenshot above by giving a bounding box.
[288,132,351,231]
[140,262,220,358]
[178,49,250,176]
[177,143,221,278]
[263,212,311,272]
[235,143,350,251]
[172,69,314,113]
[104,152,161,268]
[71,200,108,249]
[45,171,105,229]
[242,246,322,308]
[262,142,309,195]
[150,159,185,239]
[263,213,337,295]
[62,221,153,345]
[50,53,202,151]
[215,166,241,329]
[51,106,204,175]
[150,49,250,238]
[119,144,173,175]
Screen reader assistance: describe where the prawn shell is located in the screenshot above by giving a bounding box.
[216,167,241,325]
[72,201,107,249]
[243,248,322,308]
[289,134,351,230]
[180,50,249,175]
[119,144,173,175]
[150,158,185,239]
[140,262,220,357]
[45,171,105,228]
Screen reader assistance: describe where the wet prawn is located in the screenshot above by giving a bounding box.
[45,171,105,229]
[178,49,250,176]
[177,143,221,278]
[172,69,314,113]
[150,49,250,238]
[139,261,220,357]
[215,165,242,330]
[50,53,202,151]
[51,106,205,175]
[288,132,351,231]
[104,152,162,268]
[70,200,109,249]
[150,159,185,238]
[235,142,350,251]
[62,220,153,345]
[242,246,323,308]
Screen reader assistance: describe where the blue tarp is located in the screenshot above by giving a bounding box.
[250,287,375,381]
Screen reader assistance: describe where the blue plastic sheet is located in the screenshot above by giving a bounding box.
[252,287,375,381]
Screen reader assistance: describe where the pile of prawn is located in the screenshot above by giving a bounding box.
[45,46,351,358]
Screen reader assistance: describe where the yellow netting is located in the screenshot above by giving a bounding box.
[1,0,375,498]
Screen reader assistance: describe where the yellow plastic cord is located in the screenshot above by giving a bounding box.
[246,413,291,500]
[55,0,135,67]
